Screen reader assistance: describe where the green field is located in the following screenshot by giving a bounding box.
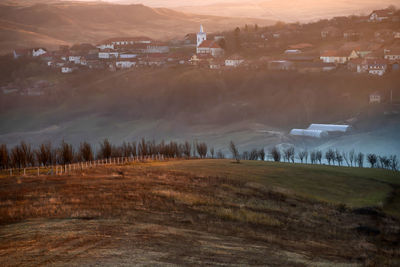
[147,159,400,215]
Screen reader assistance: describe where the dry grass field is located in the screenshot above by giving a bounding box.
[0,159,399,266]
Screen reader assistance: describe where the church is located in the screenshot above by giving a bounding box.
[196,25,224,57]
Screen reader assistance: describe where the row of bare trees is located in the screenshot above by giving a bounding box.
[229,142,399,171]
[0,139,225,170]
[1,140,398,172]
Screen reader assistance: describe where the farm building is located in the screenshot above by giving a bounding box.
[290,129,328,138]
[307,124,351,132]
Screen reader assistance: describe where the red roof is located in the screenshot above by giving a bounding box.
[198,40,221,49]
[371,9,393,17]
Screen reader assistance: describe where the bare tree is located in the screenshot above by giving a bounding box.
[59,140,74,165]
[138,138,147,156]
[79,142,94,162]
[99,139,112,159]
[325,149,335,165]
[349,149,355,167]
[249,149,258,160]
[390,155,398,171]
[259,148,265,161]
[335,150,343,166]
[310,151,316,164]
[196,142,208,158]
[342,151,350,167]
[304,150,308,164]
[35,142,52,166]
[0,144,9,170]
[270,146,281,162]
[210,147,215,159]
[379,156,390,169]
[316,150,322,164]
[242,151,249,160]
[367,154,377,168]
[356,152,364,168]
[217,150,225,159]
[229,141,240,163]
[298,150,307,163]
[182,141,191,158]
[283,147,294,163]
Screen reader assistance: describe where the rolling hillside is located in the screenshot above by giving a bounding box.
[0,159,399,265]
[0,1,273,54]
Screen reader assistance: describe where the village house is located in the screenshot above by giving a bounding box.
[68,55,81,64]
[347,58,367,73]
[116,58,137,69]
[225,55,244,67]
[320,50,358,64]
[369,9,394,22]
[98,50,119,59]
[268,60,295,71]
[196,25,224,57]
[369,92,382,104]
[384,49,400,61]
[366,59,388,76]
[32,48,47,57]
[61,66,75,73]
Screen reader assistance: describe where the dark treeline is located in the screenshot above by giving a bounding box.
[0,139,398,172]
[0,139,223,170]
[234,142,398,171]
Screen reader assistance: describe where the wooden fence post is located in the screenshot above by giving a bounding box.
[37,167,40,176]
[23,168,26,176]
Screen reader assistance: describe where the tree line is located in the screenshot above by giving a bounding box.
[0,139,222,170]
[0,139,398,172]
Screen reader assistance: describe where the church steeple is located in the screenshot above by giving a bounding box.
[197,25,207,47]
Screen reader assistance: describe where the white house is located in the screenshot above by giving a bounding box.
[116,59,137,69]
[119,53,137,59]
[367,59,387,76]
[97,44,114,50]
[32,48,47,57]
[61,66,74,73]
[320,50,358,64]
[68,55,81,64]
[98,51,119,59]
[369,9,393,22]
[225,55,244,67]
[384,49,400,61]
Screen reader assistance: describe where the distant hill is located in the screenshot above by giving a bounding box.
[176,0,399,22]
[0,1,273,54]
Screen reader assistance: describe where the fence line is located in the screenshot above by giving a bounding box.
[1,154,167,177]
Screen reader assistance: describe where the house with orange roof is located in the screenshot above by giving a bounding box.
[320,50,358,64]
[369,9,394,22]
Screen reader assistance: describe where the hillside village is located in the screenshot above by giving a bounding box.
[2,7,400,97]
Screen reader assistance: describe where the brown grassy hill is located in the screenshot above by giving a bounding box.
[0,160,399,265]
[0,2,273,54]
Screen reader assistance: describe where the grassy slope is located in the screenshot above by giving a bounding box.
[147,159,400,213]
